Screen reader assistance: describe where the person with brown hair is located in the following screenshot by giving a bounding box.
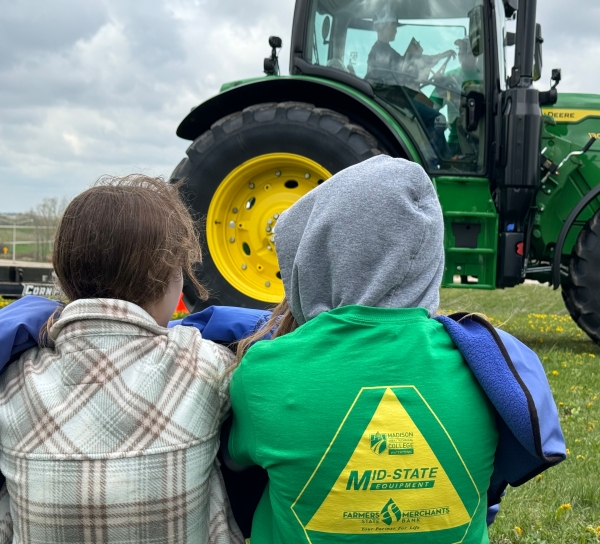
[0,176,244,544]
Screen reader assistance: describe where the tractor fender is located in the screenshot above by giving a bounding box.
[176,76,420,162]
[552,183,600,288]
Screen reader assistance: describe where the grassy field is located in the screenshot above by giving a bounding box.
[440,285,600,543]
[1,285,599,541]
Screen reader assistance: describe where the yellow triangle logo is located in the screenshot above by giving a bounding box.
[299,387,476,535]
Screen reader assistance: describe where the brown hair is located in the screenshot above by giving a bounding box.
[236,298,299,364]
[41,175,207,343]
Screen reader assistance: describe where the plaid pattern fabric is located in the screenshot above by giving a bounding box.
[0,299,244,544]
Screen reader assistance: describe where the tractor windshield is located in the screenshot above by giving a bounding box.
[306,0,487,173]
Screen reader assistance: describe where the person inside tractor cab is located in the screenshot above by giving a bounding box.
[365,3,456,160]
[366,3,456,87]
[430,37,482,157]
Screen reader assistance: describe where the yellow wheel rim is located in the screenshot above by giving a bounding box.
[207,153,331,303]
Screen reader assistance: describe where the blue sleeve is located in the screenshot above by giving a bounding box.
[169,305,271,343]
[486,503,500,526]
[0,296,60,372]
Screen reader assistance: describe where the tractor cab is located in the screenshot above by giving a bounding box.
[294,0,502,174]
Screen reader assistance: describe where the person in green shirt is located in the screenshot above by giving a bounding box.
[229,156,498,543]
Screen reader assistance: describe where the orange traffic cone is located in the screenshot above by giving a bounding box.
[175,293,188,313]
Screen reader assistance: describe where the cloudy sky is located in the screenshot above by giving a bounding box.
[0,0,597,212]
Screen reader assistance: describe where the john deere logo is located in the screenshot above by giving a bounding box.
[370,432,387,454]
[381,498,401,525]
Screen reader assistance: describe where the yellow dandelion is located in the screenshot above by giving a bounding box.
[556,326,563,332]
[558,402,564,407]
[587,402,593,408]
[561,361,567,367]
[551,370,559,376]
[536,474,542,482]
[556,503,571,520]
[577,455,585,460]
[514,526,523,535]
[575,439,581,443]
[589,354,596,358]
[566,448,571,455]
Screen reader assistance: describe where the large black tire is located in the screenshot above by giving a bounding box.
[562,209,600,344]
[170,102,386,312]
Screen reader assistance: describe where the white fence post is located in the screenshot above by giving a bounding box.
[12,224,16,263]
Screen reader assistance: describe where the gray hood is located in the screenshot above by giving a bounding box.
[275,155,444,325]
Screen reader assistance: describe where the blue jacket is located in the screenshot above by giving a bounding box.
[435,313,566,508]
[0,298,565,520]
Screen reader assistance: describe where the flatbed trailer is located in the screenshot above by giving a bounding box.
[0,261,55,298]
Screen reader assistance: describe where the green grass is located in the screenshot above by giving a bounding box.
[440,285,600,543]
[1,286,599,541]
[0,243,52,261]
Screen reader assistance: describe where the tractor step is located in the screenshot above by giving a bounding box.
[434,177,498,290]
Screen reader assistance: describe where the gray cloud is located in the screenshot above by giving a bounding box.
[0,0,596,212]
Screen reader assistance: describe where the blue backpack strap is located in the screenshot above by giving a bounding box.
[435,313,566,503]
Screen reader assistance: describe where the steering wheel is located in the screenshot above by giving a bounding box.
[420,50,456,88]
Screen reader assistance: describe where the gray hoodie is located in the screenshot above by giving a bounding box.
[274,155,444,325]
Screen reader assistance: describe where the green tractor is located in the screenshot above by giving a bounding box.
[170,0,600,344]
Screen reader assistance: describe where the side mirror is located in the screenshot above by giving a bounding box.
[533,23,543,82]
[503,0,518,17]
[322,16,331,44]
[468,5,484,57]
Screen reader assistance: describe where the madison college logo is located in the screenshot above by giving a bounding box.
[370,432,387,454]
[381,498,402,525]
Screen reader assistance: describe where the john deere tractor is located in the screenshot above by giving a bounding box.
[170,0,600,344]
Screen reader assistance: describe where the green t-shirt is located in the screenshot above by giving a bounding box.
[229,306,498,544]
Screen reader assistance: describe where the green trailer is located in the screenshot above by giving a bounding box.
[170,0,600,344]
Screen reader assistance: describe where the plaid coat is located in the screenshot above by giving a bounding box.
[0,299,244,544]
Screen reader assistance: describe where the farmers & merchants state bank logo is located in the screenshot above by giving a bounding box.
[290,386,483,543]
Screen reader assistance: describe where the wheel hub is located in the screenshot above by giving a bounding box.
[207,153,332,303]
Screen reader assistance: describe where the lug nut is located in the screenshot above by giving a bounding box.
[229,237,235,243]
[270,236,275,242]
[229,221,235,228]
[457,266,462,271]
[273,213,279,219]
[265,281,271,287]
[275,171,281,177]
[267,219,273,225]
[304,173,310,179]
[232,207,238,213]
[266,226,272,232]
[267,245,272,251]
[241,264,247,270]
[249,183,255,189]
